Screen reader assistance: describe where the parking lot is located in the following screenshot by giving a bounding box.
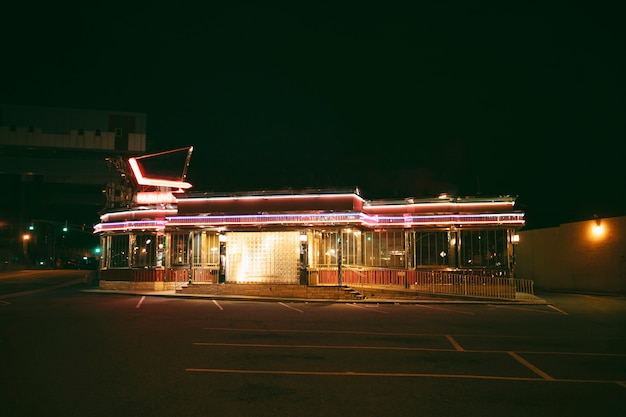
[1,271,625,417]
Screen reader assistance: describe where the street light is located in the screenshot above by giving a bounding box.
[22,233,31,258]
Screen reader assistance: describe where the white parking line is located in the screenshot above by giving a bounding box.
[278,302,303,313]
[414,304,475,315]
[136,296,145,309]
[212,300,224,310]
[347,303,388,313]
[548,305,569,315]
[491,305,558,314]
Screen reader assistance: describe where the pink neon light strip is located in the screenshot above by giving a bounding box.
[167,213,362,226]
[93,220,167,233]
[177,193,365,203]
[362,213,524,226]
[94,212,524,233]
[128,158,192,189]
[100,209,178,223]
[166,212,523,227]
[364,201,515,212]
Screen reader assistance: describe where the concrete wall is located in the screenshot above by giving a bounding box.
[516,216,626,293]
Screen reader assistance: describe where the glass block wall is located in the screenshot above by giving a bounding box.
[226,231,300,283]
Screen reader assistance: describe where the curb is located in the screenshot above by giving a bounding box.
[80,288,549,305]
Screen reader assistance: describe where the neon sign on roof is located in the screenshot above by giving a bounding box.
[128,158,192,190]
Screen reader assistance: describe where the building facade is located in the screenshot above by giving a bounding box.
[95,148,526,292]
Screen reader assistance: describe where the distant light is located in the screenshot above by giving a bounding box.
[512,234,520,243]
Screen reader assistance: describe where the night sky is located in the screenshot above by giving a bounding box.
[3,3,624,229]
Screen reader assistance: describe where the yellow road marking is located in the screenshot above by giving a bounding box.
[193,342,455,351]
[446,335,464,351]
[508,351,554,380]
[185,368,625,387]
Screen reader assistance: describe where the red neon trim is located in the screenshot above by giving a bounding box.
[128,158,192,189]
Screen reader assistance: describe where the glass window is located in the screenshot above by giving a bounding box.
[415,231,449,266]
[192,231,220,267]
[362,230,405,268]
[341,229,362,266]
[131,233,157,268]
[109,235,129,268]
[459,230,507,268]
[169,233,189,266]
[310,230,339,268]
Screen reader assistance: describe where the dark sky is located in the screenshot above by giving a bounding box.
[2,3,624,228]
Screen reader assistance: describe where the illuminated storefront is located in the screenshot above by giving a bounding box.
[94,148,525,290]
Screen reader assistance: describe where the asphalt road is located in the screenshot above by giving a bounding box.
[1,270,625,417]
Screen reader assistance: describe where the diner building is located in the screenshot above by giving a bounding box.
[94,147,526,293]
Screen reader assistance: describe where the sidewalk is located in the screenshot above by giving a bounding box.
[81,287,548,305]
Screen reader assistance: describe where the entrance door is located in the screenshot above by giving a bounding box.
[191,231,220,282]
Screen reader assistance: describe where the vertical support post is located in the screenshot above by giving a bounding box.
[337,229,342,286]
[449,227,458,269]
[219,232,227,284]
[299,232,308,285]
[188,231,193,284]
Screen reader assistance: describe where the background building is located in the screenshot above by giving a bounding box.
[516,215,626,294]
[0,104,146,267]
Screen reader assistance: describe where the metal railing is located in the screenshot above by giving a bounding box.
[310,267,535,301]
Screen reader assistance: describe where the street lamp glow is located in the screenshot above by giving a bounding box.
[592,223,605,238]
